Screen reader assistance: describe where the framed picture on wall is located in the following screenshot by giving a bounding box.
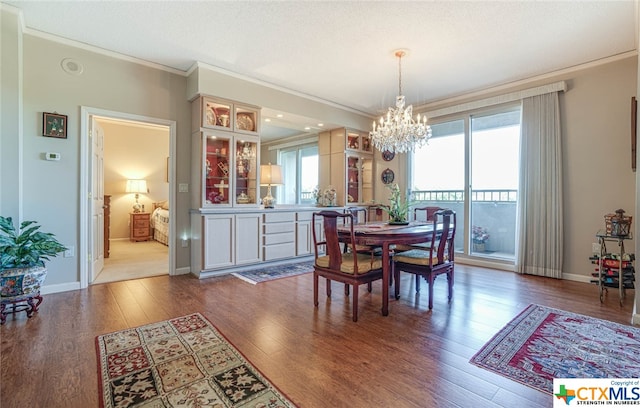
[42,112,67,139]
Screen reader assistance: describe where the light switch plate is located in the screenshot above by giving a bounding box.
[179,183,189,193]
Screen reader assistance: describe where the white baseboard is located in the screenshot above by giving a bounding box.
[560,273,593,284]
[174,266,191,275]
[41,281,81,295]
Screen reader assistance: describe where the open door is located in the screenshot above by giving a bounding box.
[90,117,105,282]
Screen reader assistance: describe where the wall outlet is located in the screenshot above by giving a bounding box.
[64,246,75,258]
[178,183,189,193]
[592,243,601,254]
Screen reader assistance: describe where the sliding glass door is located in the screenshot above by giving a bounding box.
[470,109,520,258]
[410,105,520,260]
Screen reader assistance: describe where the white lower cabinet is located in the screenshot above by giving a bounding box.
[203,214,235,270]
[296,211,314,256]
[191,212,261,275]
[191,208,331,278]
[235,213,261,265]
[263,212,296,261]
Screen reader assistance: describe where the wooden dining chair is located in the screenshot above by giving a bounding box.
[344,206,367,224]
[393,209,456,309]
[312,210,384,322]
[414,206,442,222]
[395,206,445,252]
[367,205,389,222]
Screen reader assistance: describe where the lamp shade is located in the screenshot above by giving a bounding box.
[125,179,148,194]
[260,164,283,186]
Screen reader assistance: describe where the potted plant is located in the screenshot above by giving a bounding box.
[471,225,489,252]
[0,216,66,323]
[383,183,414,224]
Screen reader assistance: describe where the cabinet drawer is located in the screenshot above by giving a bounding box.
[296,212,314,221]
[264,242,296,261]
[133,228,149,237]
[263,212,295,223]
[264,223,295,234]
[263,232,295,245]
[133,219,148,228]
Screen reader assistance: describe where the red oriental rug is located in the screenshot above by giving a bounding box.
[470,304,640,394]
[96,313,297,408]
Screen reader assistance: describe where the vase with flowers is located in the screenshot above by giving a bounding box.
[382,183,414,224]
[472,225,489,252]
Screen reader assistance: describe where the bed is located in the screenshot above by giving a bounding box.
[151,201,170,246]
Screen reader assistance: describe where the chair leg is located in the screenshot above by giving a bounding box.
[367,282,372,292]
[352,283,359,322]
[447,269,454,302]
[326,278,332,298]
[427,274,435,310]
[313,273,319,307]
[415,274,421,293]
[345,283,350,296]
[394,264,400,300]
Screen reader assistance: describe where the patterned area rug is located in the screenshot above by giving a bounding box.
[96,313,297,407]
[232,261,314,284]
[470,304,640,394]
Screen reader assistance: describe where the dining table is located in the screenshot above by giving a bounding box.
[338,221,437,316]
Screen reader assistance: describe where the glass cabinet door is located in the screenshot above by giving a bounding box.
[361,156,373,202]
[347,156,360,204]
[205,134,232,205]
[234,138,258,205]
[346,154,373,204]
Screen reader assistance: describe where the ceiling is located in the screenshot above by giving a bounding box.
[4,1,638,140]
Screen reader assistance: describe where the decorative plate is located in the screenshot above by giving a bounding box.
[236,113,255,131]
[381,168,395,184]
[206,107,217,127]
[382,150,395,161]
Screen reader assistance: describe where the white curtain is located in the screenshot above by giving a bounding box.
[516,92,563,278]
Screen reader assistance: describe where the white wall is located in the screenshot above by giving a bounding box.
[1,8,191,287]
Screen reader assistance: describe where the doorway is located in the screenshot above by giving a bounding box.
[80,107,176,288]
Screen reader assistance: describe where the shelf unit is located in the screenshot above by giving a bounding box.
[590,230,635,305]
[191,94,261,208]
[319,128,374,206]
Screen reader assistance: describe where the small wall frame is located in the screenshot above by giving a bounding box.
[42,112,67,139]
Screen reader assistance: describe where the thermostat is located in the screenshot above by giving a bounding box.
[45,152,61,161]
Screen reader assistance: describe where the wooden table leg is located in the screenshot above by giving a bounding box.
[382,242,389,316]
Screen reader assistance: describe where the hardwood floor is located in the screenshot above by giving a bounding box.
[1,264,635,407]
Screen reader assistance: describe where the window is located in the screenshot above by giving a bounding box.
[278,144,318,205]
[410,105,520,260]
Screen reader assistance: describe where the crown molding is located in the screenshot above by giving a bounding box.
[191,61,371,118]
[416,50,638,113]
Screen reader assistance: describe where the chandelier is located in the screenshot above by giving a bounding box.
[370,50,432,153]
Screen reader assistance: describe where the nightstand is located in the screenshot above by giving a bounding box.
[130,212,151,242]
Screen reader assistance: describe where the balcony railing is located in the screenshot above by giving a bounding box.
[411,189,518,259]
[411,189,517,203]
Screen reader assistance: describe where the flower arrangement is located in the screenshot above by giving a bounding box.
[472,225,489,244]
[382,183,414,223]
[312,186,322,206]
[323,186,337,207]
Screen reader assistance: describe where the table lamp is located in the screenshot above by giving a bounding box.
[260,163,283,209]
[125,179,148,213]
